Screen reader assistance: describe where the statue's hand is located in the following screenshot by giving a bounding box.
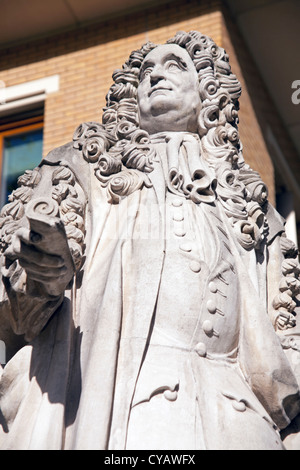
[4,197,75,297]
[4,226,74,297]
[275,311,296,330]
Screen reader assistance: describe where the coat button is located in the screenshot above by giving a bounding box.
[207,299,217,314]
[179,242,192,252]
[174,228,186,237]
[190,260,201,273]
[164,390,178,401]
[202,319,214,336]
[232,400,246,412]
[195,342,207,357]
[172,199,183,207]
[207,300,224,316]
[209,281,218,293]
[173,213,184,222]
[209,281,226,297]
[202,320,219,337]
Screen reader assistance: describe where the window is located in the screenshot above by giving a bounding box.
[0,116,43,207]
[0,75,59,209]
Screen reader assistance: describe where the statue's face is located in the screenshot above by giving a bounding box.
[137,44,201,135]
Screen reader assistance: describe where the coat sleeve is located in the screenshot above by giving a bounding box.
[0,142,89,347]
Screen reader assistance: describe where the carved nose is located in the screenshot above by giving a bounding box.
[150,66,165,85]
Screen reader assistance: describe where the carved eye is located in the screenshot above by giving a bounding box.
[167,60,186,73]
[140,66,153,80]
[167,60,181,71]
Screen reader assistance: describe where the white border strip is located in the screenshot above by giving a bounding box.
[0,75,59,108]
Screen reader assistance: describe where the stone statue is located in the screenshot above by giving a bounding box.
[0,30,300,450]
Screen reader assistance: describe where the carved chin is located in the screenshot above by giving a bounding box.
[149,98,177,117]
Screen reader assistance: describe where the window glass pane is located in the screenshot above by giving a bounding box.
[1,127,43,206]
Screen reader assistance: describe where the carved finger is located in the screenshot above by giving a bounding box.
[16,227,43,245]
[19,258,67,277]
[25,272,68,284]
[13,227,32,246]
[4,227,36,259]
[3,228,25,257]
[18,242,65,268]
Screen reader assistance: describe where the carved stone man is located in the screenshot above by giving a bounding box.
[0,31,300,450]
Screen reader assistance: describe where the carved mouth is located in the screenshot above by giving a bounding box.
[149,86,172,97]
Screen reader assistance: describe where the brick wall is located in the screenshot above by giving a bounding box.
[0,0,297,206]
